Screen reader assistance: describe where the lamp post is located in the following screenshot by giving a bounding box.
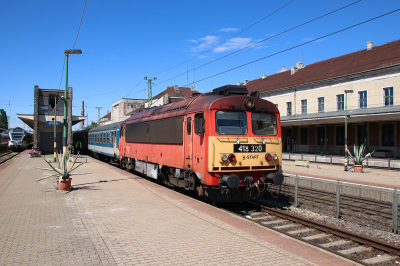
[53,94,57,162]
[344,89,353,171]
[63,49,82,154]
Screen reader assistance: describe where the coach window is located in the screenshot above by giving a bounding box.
[252,113,277,136]
[187,117,192,135]
[216,111,247,135]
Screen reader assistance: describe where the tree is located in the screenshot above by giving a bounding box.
[0,109,8,129]
[85,121,99,129]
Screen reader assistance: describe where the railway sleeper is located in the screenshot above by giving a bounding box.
[361,254,398,264]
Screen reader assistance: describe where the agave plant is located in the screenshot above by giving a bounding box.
[347,144,375,165]
[37,151,88,183]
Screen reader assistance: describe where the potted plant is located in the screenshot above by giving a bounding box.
[28,149,42,157]
[347,144,375,173]
[37,152,87,191]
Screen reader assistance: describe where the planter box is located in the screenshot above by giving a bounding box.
[295,160,310,167]
[373,151,394,158]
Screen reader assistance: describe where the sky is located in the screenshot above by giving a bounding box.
[1,0,399,131]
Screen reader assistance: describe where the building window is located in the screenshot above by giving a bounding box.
[382,124,395,146]
[300,128,307,145]
[318,97,324,113]
[357,125,367,146]
[301,100,307,114]
[359,91,367,108]
[337,94,344,111]
[336,126,345,146]
[286,102,292,116]
[317,126,325,145]
[384,87,393,106]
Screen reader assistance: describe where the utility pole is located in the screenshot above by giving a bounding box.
[96,107,102,125]
[7,116,10,129]
[144,77,156,108]
[81,101,84,129]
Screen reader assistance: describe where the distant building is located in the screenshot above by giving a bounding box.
[246,40,400,158]
[17,86,86,153]
[145,86,200,108]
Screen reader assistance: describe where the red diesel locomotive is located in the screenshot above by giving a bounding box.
[119,85,283,203]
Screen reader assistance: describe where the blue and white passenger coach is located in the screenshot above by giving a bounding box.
[88,122,121,160]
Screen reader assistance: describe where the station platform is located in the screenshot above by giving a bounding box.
[0,151,357,265]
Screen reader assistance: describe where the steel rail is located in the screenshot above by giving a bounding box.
[253,203,400,256]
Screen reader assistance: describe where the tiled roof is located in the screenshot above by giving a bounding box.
[153,86,200,99]
[100,112,111,120]
[246,40,400,94]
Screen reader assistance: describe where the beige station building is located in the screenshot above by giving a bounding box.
[246,40,400,158]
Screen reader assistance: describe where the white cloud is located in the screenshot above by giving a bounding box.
[213,37,253,53]
[188,39,198,43]
[189,35,220,52]
[218,28,238,32]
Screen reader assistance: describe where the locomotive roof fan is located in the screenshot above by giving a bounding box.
[212,85,248,96]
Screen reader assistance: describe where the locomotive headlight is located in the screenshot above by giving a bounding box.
[221,154,228,162]
[272,154,278,160]
[228,154,236,162]
[265,153,272,161]
[244,98,254,109]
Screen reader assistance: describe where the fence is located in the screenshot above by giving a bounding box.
[283,174,399,233]
[282,153,400,170]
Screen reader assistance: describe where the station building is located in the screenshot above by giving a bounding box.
[17,85,86,153]
[246,40,400,158]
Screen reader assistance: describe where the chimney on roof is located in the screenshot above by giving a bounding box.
[174,85,180,93]
[107,110,109,114]
[244,79,249,85]
[290,66,297,75]
[367,41,373,50]
[296,62,303,69]
[190,86,195,91]
[262,74,267,80]
[237,81,241,86]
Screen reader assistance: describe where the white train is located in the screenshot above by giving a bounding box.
[8,127,33,151]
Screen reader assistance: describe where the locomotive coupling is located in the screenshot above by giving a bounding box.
[220,174,240,189]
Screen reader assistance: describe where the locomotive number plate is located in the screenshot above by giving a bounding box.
[234,144,265,153]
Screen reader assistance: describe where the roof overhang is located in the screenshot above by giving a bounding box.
[281,105,400,127]
[17,114,87,129]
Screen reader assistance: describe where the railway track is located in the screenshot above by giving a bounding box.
[0,151,19,165]
[224,202,400,266]
[269,183,397,231]
[273,184,395,218]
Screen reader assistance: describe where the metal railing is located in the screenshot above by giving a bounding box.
[283,153,400,170]
[283,174,399,233]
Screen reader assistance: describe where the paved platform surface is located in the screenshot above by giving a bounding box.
[283,159,400,189]
[0,151,358,266]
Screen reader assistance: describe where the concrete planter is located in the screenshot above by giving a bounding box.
[295,160,310,167]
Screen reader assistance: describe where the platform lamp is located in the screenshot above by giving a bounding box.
[344,89,353,171]
[63,49,82,155]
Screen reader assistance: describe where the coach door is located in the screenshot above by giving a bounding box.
[184,116,194,170]
[121,126,126,158]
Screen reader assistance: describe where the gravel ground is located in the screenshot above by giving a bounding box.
[284,205,400,246]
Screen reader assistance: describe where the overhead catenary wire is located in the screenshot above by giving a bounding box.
[183,9,400,87]
[155,0,364,88]
[150,0,296,77]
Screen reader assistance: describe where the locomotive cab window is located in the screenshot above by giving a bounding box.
[216,111,247,135]
[252,113,278,136]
